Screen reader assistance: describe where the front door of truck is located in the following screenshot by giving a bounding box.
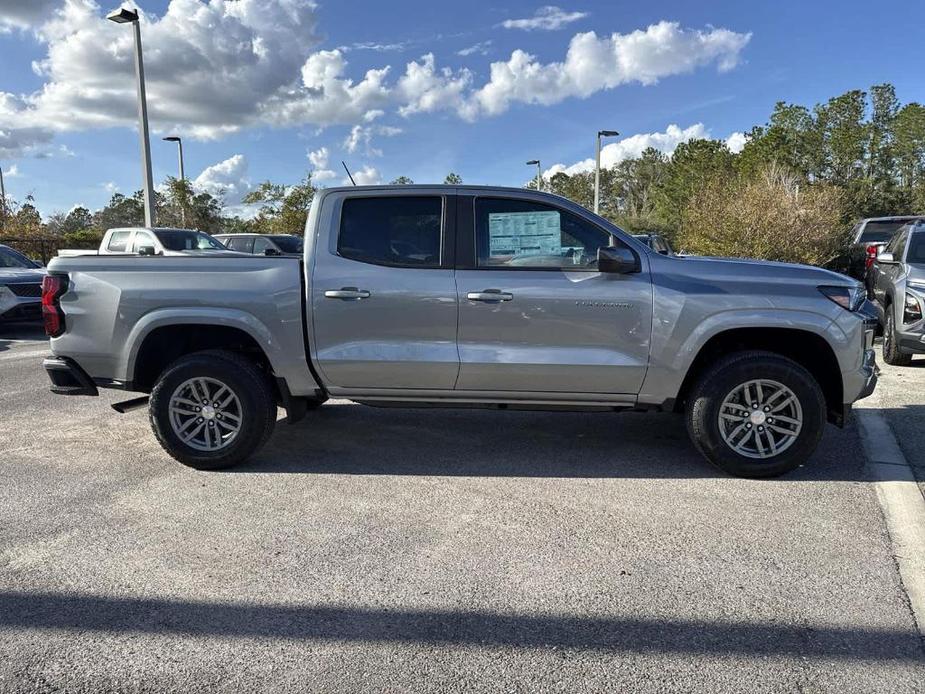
[454,194,652,394]
[310,193,459,390]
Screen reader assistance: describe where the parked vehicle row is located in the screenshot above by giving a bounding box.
[0,244,45,324]
[41,185,878,478]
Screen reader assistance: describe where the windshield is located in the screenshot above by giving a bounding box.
[154,230,226,252]
[270,236,304,253]
[907,232,925,265]
[0,246,36,269]
[859,220,916,244]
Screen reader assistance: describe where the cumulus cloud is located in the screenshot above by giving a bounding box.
[349,165,382,186]
[3,163,21,177]
[342,123,403,156]
[725,131,748,153]
[397,53,476,118]
[308,146,338,182]
[0,0,60,31]
[545,123,711,176]
[501,6,588,31]
[192,154,252,204]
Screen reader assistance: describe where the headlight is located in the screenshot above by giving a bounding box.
[904,292,923,324]
[819,285,865,312]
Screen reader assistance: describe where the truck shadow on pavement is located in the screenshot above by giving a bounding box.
[0,590,921,662]
[0,322,45,353]
[236,403,876,482]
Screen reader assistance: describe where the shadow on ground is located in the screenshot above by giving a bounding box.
[227,402,897,482]
[0,591,921,661]
[0,321,45,353]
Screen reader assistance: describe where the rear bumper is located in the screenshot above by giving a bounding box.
[43,356,99,396]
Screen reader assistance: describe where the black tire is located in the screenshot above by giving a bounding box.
[882,305,913,366]
[149,350,277,470]
[686,351,826,478]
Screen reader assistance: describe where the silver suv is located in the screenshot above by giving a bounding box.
[869,221,925,365]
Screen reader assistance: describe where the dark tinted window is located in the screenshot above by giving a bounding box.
[859,220,914,244]
[224,236,254,253]
[338,196,442,267]
[475,198,612,269]
[155,231,225,251]
[253,237,275,254]
[270,236,303,253]
[908,232,925,264]
[0,246,34,268]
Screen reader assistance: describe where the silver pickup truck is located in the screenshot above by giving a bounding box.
[41,185,878,478]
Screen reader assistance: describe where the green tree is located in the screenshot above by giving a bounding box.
[389,176,414,185]
[654,139,735,233]
[92,192,146,230]
[443,172,463,184]
[242,174,316,235]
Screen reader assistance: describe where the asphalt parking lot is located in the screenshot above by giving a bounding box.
[1,323,924,692]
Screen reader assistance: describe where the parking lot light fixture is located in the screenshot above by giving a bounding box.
[108,6,155,228]
[594,130,619,215]
[526,160,542,192]
[162,136,186,225]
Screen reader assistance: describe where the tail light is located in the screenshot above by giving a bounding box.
[865,244,879,270]
[41,275,68,337]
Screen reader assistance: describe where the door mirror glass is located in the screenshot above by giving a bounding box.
[138,245,157,257]
[876,251,896,264]
[598,246,639,274]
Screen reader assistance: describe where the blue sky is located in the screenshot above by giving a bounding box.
[1,0,923,217]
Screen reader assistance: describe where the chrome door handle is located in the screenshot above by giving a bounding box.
[467,289,513,302]
[324,287,371,300]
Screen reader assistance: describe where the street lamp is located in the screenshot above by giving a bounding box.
[107,6,156,228]
[526,159,542,192]
[163,136,186,226]
[594,129,619,215]
[0,164,6,230]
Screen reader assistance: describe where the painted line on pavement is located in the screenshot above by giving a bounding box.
[855,398,925,639]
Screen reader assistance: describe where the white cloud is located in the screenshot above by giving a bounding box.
[192,154,252,204]
[348,165,381,185]
[457,40,492,57]
[308,146,337,182]
[725,131,748,154]
[0,0,60,31]
[338,40,409,53]
[342,123,402,156]
[472,23,751,118]
[397,53,476,119]
[545,123,711,176]
[102,181,118,194]
[501,6,589,31]
[4,163,21,177]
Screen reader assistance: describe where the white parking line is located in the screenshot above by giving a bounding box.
[855,398,925,639]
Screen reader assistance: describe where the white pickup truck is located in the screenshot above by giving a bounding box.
[41,185,878,478]
[57,227,230,257]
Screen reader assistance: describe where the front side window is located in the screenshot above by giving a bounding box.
[475,198,613,269]
[225,236,253,253]
[253,237,275,254]
[338,196,442,268]
[907,232,925,264]
[155,230,225,251]
[107,231,132,252]
[885,229,908,257]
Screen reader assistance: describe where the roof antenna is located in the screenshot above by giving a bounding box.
[342,161,357,186]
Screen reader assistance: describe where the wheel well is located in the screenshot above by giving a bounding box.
[675,328,844,419]
[132,324,274,394]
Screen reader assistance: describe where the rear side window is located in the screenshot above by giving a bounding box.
[338,196,442,268]
[107,231,132,252]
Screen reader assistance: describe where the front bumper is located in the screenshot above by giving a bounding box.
[43,356,99,396]
[0,296,41,322]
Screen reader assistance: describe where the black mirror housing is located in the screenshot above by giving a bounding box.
[138,246,157,257]
[598,246,640,274]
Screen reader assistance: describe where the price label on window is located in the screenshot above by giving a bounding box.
[488,211,561,257]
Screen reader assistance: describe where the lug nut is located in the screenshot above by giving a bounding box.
[195,406,201,412]
[198,417,203,423]
[752,403,758,409]
[758,426,764,432]
[763,406,770,412]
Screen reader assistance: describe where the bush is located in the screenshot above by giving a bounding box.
[61,228,104,249]
[677,164,852,268]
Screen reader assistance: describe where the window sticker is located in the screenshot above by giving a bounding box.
[488,211,561,257]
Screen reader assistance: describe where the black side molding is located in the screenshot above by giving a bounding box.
[43,356,99,396]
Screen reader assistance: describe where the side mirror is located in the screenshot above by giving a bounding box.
[264,248,281,256]
[876,251,896,264]
[138,245,157,257]
[598,246,640,274]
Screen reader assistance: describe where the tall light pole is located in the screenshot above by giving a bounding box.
[163,136,186,226]
[594,130,619,215]
[108,7,155,228]
[0,164,6,230]
[526,159,542,192]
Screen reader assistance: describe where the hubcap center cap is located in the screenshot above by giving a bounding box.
[749,410,767,426]
[201,405,216,420]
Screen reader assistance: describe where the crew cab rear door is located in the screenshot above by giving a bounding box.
[453,192,652,394]
[309,191,459,390]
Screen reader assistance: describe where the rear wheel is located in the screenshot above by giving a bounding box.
[686,351,826,478]
[149,350,277,470]
[882,306,913,366]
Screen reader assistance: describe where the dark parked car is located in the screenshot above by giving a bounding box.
[0,244,45,323]
[632,233,673,255]
[868,221,925,365]
[214,233,304,257]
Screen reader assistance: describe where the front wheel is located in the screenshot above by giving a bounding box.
[149,350,277,470]
[686,351,826,478]
[882,307,913,366]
